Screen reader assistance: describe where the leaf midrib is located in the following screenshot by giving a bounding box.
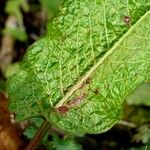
[55,9,150,108]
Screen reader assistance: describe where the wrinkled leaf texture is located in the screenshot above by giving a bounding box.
[7,0,150,133]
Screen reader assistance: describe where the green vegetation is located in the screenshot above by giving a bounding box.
[0,0,150,149]
[7,0,150,134]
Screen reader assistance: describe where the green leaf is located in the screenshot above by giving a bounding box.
[3,28,27,41]
[52,136,82,150]
[0,81,6,92]
[7,1,150,133]
[126,83,150,106]
[5,0,29,20]
[40,0,64,12]
[133,125,150,144]
[23,117,43,139]
[5,63,20,78]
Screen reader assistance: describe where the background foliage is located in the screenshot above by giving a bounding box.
[0,0,150,149]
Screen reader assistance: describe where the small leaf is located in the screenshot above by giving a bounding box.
[23,117,43,139]
[3,28,27,41]
[133,125,150,144]
[5,63,19,78]
[40,0,64,12]
[5,0,29,20]
[7,1,150,133]
[52,136,82,150]
[126,83,150,106]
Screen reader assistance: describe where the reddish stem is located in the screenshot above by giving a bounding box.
[25,120,51,150]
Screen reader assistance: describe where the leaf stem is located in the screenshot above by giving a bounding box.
[25,119,51,150]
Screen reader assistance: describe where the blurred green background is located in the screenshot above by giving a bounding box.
[0,0,150,149]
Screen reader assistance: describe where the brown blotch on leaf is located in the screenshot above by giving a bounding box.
[85,78,91,84]
[56,106,69,115]
[124,16,131,24]
[93,89,99,95]
[78,83,84,90]
[66,93,87,108]
[105,83,110,89]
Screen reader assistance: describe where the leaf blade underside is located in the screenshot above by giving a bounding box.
[7,1,150,133]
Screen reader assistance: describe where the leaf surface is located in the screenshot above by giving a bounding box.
[7,0,150,133]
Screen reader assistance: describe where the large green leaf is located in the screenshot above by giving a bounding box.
[7,0,150,133]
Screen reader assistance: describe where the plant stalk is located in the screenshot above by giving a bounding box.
[25,119,51,150]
